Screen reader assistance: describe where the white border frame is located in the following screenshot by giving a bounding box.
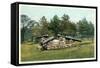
[18,4,96,64]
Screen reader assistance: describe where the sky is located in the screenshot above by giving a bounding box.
[19,4,96,24]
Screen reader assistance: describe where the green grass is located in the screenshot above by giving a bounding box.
[21,40,95,62]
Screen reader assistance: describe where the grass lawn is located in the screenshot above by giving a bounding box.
[21,40,95,62]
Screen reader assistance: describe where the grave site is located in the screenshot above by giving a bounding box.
[21,34,94,61]
[39,35,81,50]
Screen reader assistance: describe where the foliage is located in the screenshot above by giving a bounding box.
[77,18,94,38]
[21,15,37,43]
[49,15,61,36]
[21,14,94,43]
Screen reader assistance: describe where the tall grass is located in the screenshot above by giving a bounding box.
[21,40,94,62]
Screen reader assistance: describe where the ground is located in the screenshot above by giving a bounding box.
[21,39,95,62]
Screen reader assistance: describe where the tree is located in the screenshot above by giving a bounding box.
[21,14,37,43]
[39,16,50,35]
[21,15,30,28]
[32,22,41,37]
[21,15,30,43]
[68,22,77,36]
[88,21,94,37]
[60,14,76,36]
[77,18,94,38]
[49,15,61,36]
[25,20,37,42]
[60,14,69,35]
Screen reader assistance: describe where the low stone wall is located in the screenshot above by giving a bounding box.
[46,40,72,50]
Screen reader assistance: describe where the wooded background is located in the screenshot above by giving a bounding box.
[21,14,94,43]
